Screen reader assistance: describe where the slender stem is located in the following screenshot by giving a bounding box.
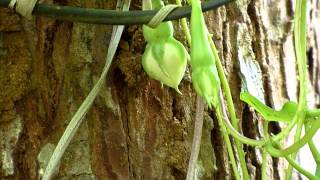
[175,0,191,46]
[308,140,320,164]
[286,0,308,178]
[216,90,241,180]
[209,36,250,179]
[261,121,269,180]
[305,121,320,164]
[186,96,205,180]
[266,118,320,157]
[285,156,319,180]
[209,37,268,149]
[220,110,267,146]
[316,164,320,177]
[42,0,131,179]
[269,141,319,179]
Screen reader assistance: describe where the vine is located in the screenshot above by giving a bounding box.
[141,0,320,179]
[37,0,319,179]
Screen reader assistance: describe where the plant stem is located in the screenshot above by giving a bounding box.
[261,121,269,180]
[220,111,267,146]
[175,0,191,46]
[42,0,131,179]
[308,140,320,164]
[209,36,250,179]
[286,0,307,178]
[266,118,320,157]
[186,96,205,180]
[216,90,241,180]
[285,155,319,180]
[267,142,319,179]
[305,120,320,164]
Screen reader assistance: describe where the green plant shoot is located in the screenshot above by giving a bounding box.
[240,92,297,123]
[240,92,320,123]
[190,0,220,108]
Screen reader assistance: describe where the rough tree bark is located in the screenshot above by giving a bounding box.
[0,0,320,179]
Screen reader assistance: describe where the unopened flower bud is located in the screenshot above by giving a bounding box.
[142,37,188,94]
[189,0,221,107]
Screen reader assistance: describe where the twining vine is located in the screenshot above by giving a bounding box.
[140,0,320,179]
[27,0,319,179]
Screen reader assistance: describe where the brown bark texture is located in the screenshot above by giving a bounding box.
[0,0,320,179]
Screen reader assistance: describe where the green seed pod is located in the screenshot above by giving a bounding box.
[142,37,188,94]
[190,0,220,107]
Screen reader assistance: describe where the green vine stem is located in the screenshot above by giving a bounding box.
[267,142,319,179]
[308,137,320,164]
[261,121,269,180]
[266,117,320,157]
[305,120,320,164]
[175,0,191,46]
[219,110,267,146]
[286,0,308,178]
[216,90,241,180]
[285,155,319,180]
[208,36,250,179]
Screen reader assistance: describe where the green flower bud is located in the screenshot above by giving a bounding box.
[190,0,221,107]
[142,37,188,94]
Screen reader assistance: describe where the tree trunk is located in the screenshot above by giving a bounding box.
[0,0,320,179]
